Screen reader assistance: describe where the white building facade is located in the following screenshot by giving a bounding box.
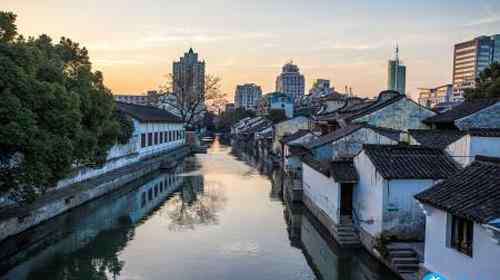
[234,83,262,111]
[276,62,305,103]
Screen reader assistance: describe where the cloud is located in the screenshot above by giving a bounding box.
[463,15,500,27]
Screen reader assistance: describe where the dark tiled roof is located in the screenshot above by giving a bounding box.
[316,91,405,122]
[363,144,459,179]
[305,124,364,149]
[330,160,358,183]
[281,129,311,144]
[415,156,500,224]
[423,99,498,124]
[287,144,311,157]
[304,123,401,149]
[467,128,500,137]
[302,155,331,177]
[408,129,465,149]
[116,102,183,123]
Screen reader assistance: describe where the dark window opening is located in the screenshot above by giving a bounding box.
[141,133,146,148]
[450,215,474,257]
[141,192,146,208]
[154,132,158,145]
[147,133,153,146]
[148,188,153,201]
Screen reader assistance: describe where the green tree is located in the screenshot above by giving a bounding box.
[0,12,132,203]
[465,62,500,100]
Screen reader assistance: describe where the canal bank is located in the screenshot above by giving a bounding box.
[0,139,398,280]
[0,145,190,242]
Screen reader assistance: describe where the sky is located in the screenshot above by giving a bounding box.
[4,0,500,100]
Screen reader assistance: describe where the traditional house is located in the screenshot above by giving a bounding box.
[302,156,361,246]
[353,145,459,245]
[304,123,400,161]
[58,102,186,188]
[280,129,316,173]
[423,99,500,130]
[258,92,294,118]
[272,116,310,156]
[415,156,500,280]
[315,90,435,133]
[445,129,500,167]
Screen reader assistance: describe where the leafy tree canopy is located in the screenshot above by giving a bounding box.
[465,62,500,101]
[267,109,288,123]
[0,11,132,203]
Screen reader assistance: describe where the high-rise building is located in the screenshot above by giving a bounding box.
[234,83,262,111]
[275,62,305,103]
[387,46,406,95]
[417,84,453,108]
[173,48,205,98]
[452,34,500,102]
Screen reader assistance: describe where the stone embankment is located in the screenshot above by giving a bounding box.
[0,145,190,242]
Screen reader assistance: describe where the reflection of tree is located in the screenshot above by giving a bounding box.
[162,177,226,231]
[27,223,134,280]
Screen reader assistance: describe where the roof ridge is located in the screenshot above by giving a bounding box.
[475,155,500,165]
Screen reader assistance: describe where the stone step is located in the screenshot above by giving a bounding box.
[392,257,419,265]
[395,263,419,271]
[389,250,417,258]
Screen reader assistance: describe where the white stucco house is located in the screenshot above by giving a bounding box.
[352,144,459,245]
[57,102,186,188]
[280,129,316,173]
[272,116,310,155]
[445,129,500,167]
[415,156,500,280]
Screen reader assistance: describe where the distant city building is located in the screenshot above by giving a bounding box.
[417,84,453,108]
[452,34,500,102]
[234,83,262,111]
[258,92,294,118]
[387,46,406,95]
[114,90,159,106]
[309,79,335,98]
[173,48,205,99]
[276,62,305,103]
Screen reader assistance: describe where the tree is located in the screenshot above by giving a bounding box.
[216,108,256,132]
[267,109,288,123]
[0,12,132,203]
[159,72,224,129]
[465,62,500,100]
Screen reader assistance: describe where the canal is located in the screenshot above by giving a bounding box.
[0,138,397,280]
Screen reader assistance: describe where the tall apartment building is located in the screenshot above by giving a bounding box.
[387,46,406,95]
[173,48,205,99]
[234,83,262,111]
[276,62,305,103]
[452,35,500,101]
[417,84,453,108]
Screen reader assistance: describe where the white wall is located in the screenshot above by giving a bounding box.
[423,206,500,280]
[446,135,500,167]
[383,179,434,239]
[303,163,340,224]
[330,128,398,160]
[353,151,384,237]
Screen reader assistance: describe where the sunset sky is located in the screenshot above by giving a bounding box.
[4,0,500,100]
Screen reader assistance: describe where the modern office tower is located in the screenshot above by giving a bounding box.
[452,34,500,101]
[275,61,305,103]
[387,46,406,95]
[417,84,453,108]
[234,83,262,111]
[173,48,205,99]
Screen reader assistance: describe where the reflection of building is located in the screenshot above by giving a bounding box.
[234,83,262,111]
[452,34,500,102]
[173,48,205,99]
[417,84,453,108]
[387,46,406,95]
[276,62,305,103]
[1,170,184,279]
[299,211,399,280]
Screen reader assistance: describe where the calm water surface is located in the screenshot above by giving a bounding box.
[0,139,396,280]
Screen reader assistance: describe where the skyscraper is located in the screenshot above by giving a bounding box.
[387,46,406,95]
[234,83,262,111]
[452,34,500,101]
[173,48,205,98]
[275,61,305,103]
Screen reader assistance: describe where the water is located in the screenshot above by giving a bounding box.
[0,139,396,280]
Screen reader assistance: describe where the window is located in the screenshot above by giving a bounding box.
[148,188,153,201]
[449,215,473,257]
[147,133,153,146]
[141,133,146,148]
[169,131,172,142]
[141,192,146,208]
[154,185,158,197]
[154,132,158,145]
[160,132,164,144]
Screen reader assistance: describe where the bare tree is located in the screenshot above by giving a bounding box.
[159,71,225,128]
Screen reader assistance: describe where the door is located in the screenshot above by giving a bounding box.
[340,183,353,216]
